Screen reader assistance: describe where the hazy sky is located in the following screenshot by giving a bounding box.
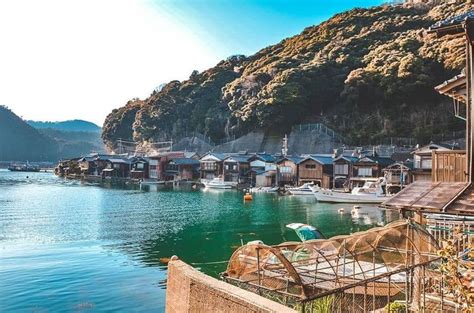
[0,0,384,126]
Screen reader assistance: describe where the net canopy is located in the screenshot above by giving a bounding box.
[223,220,440,302]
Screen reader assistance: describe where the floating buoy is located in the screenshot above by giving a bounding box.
[338,208,345,213]
[244,193,253,201]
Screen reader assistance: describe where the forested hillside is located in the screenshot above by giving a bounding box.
[103,2,471,150]
[27,120,101,133]
[0,106,58,161]
[0,106,104,161]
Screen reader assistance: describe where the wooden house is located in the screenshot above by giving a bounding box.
[411,143,452,182]
[147,151,187,181]
[383,162,413,194]
[77,156,98,175]
[249,153,277,187]
[130,157,149,180]
[276,156,303,186]
[199,153,226,180]
[102,158,131,178]
[332,155,358,189]
[164,158,200,181]
[297,155,333,188]
[351,156,393,188]
[223,154,252,184]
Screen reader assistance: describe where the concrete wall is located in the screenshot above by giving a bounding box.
[166,257,296,313]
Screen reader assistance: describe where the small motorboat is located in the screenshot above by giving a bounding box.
[311,179,392,204]
[202,178,235,189]
[249,186,279,193]
[287,183,315,196]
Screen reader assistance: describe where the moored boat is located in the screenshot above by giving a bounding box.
[249,186,279,193]
[287,182,314,196]
[311,179,392,204]
[8,162,40,172]
[202,177,235,189]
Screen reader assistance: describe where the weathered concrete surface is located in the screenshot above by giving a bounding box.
[166,258,296,313]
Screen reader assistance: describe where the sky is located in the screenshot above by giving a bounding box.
[0,0,384,126]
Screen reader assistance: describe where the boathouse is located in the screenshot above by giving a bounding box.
[249,153,277,187]
[102,158,131,178]
[351,155,393,188]
[223,154,252,184]
[382,161,413,193]
[199,153,226,180]
[332,155,358,189]
[276,156,303,186]
[297,155,333,188]
[164,158,200,181]
[130,157,149,180]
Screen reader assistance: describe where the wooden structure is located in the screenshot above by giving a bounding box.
[431,150,467,182]
[199,153,226,180]
[130,157,149,180]
[276,156,303,186]
[102,158,131,178]
[351,156,393,188]
[332,156,358,189]
[249,153,277,187]
[383,162,413,193]
[223,155,252,184]
[411,143,452,182]
[164,158,200,181]
[383,11,474,217]
[297,155,333,188]
[223,220,440,312]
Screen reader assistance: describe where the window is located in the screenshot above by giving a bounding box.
[113,163,121,169]
[305,164,316,169]
[421,157,432,169]
[149,165,157,170]
[358,167,372,177]
[335,164,348,175]
[136,163,144,170]
[202,162,217,171]
[280,166,292,173]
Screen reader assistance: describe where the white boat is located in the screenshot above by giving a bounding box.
[287,183,315,196]
[202,178,235,189]
[311,180,392,204]
[249,186,279,193]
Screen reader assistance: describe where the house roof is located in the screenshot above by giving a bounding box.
[303,155,334,165]
[252,153,276,162]
[108,158,130,164]
[412,143,452,155]
[390,152,413,163]
[429,10,474,37]
[334,155,359,163]
[435,72,467,103]
[171,158,200,165]
[224,155,252,163]
[276,156,304,165]
[356,156,393,167]
[200,152,226,162]
[381,181,473,216]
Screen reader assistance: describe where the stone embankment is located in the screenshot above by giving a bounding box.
[166,257,295,313]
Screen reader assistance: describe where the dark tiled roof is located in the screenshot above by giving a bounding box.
[429,10,474,36]
[224,155,252,163]
[254,153,276,162]
[304,155,334,165]
[172,158,200,165]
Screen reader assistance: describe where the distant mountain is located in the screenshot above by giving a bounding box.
[0,106,105,161]
[0,106,58,161]
[27,119,101,133]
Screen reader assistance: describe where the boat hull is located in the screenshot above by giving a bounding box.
[203,183,233,189]
[288,190,314,196]
[314,190,391,204]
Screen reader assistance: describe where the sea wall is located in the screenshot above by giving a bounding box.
[166,257,296,313]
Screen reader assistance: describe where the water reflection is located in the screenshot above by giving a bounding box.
[0,170,400,311]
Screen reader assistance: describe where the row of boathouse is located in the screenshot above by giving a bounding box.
[55,142,458,192]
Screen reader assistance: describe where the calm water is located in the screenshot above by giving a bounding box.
[0,170,398,312]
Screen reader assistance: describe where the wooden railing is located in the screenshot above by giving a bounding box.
[431,150,467,182]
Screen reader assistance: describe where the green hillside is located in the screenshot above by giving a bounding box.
[102,2,471,150]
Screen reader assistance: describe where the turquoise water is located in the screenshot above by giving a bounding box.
[0,170,398,312]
